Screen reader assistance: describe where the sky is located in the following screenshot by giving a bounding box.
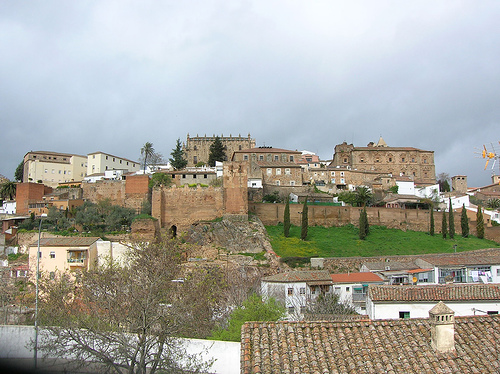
[1,1,499,187]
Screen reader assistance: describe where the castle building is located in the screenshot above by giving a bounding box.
[330,137,436,185]
[23,151,88,188]
[183,134,255,167]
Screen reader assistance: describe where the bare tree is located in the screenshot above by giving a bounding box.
[36,240,214,373]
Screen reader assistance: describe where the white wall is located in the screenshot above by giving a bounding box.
[0,325,240,374]
[366,299,500,320]
[396,181,414,195]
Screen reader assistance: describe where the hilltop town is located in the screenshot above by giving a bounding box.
[1,134,500,373]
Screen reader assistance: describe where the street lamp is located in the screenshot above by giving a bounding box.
[34,213,47,370]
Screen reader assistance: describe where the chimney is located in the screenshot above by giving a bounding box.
[429,301,455,352]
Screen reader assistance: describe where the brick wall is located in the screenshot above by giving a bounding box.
[82,179,148,213]
[223,162,248,216]
[152,185,224,232]
[125,175,149,194]
[15,183,53,215]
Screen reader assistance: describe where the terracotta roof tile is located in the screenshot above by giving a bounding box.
[330,272,384,283]
[262,270,332,283]
[241,315,500,373]
[30,237,101,247]
[369,284,500,302]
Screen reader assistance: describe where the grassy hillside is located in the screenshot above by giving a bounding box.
[266,224,499,258]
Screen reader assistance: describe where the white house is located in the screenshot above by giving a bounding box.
[261,270,333,320]
[0,200,16,215]
[87,152,140,175]
[330,272,384,314]
[366,283,500,320]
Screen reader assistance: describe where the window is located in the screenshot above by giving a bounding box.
[343,158,348,163]
[244,155,248,161]
[488,311,499,315]
[120,160,122,164]
[402,157,405,162]
[204,174,207,178]
[290,181,295,186]
[274,155,279,161]
[399,311,410,319]
[182,174,186,179]
[288,306,295,314]
[113,158,115,162]
[331,178,336,184]
[389,157,392,162]
[50,251,55,259]
[276,168,281,175]
[276,180,280,186]
[290,156,294,162]
[331,171,335,176]
[259,155,264,161]
[411,158,415,163]
[285,168,291,175]
[106,156,108,160]
[340,172,345,177]
[193,156,198,164]
[45,169,48,173]
[287,288,293,296]
[193,174,197,179]
[300,287,305,295]
[340,178,345,184]
[346,287,350,292]
[267,168,272,175]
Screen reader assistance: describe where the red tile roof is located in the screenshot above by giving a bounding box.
[241,315,500,373]
[369,284,500,302]
[330,272,384,283]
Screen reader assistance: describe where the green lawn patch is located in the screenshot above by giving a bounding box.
[266,224,499,258]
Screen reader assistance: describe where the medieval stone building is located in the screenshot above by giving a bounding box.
[330,137,436,185]
[183,134,256,167]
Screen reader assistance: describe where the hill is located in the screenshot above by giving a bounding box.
[266,224,500,259]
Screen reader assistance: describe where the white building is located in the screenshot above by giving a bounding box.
[0,200,16,215]
[261,270,333,319]
[366,284,500,320]
[330,272,384,314]
[87,152,140,175]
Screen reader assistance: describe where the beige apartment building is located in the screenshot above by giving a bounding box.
[86,152,140,176]
[23,151,88,188]
[28,237,101,278]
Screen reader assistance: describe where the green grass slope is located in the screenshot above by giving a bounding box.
[266,224,499,258]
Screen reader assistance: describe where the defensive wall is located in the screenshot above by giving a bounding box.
[82,175,149,213]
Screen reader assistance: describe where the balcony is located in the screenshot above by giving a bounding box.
[67,250,87,268]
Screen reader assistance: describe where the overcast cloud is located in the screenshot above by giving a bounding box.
[1,1,499,186]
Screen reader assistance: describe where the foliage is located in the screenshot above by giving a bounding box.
[437,172,451,192]
[301,198,308,240]
[209,178,223,187]
[430,207,435,236]
[265,224,499,258]
[448,198,455,239]
[355,186,373,207]
[477,205,485,239]
[0,180,16,200]
[389,185,399,194]
[210,294,285,342]
[74,201,135,232]
[140,198,152,215]
[149,172,173,188]
[263,191,282,203]
[140,141,155,172]
[195,162,206,167]
[305,293,357,318]
[37,240,214,373]
[337,186,373,207]
[283,198,290,237]
[280,256,311,267]
[47,206,72,231]
[133,214,157,221]
[15,161,24,182]
[207,136,226,166]
[442,210,447,239]
[461,204,469,238]
[170,138,188,170]
[359,207,369,240]
[487,198,500,209]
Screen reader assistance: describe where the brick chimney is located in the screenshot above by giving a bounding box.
[429,301,455,352]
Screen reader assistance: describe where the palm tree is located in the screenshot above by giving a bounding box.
[141,142,155,172]
[354,186,373,207]
[0,181,16,200]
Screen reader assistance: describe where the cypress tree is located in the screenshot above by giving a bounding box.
[448,198,455,239]
[284,198,290,237]
[461,204,469,238]
[359,207,369,240]
[442,211,447,239]
[477,205,485,239]
[208,136,227,166]
[429,206,435,236]
[300,198,308,241]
